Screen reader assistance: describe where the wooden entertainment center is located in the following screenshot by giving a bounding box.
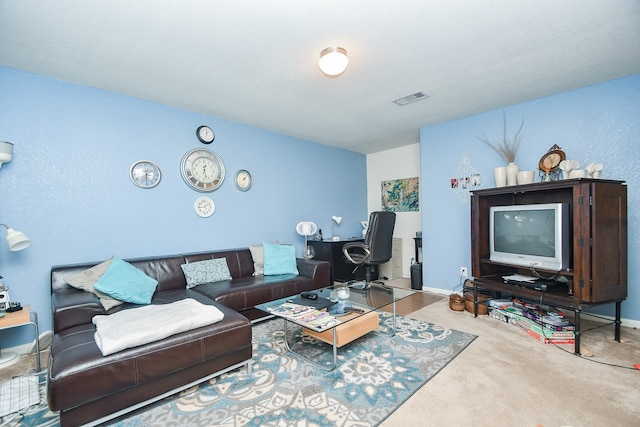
[470,178,627,354]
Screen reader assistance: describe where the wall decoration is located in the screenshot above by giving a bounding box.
[381,177,419,212]
[448,153,484,203]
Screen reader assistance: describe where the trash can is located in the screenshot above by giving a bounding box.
[410,262,423,290]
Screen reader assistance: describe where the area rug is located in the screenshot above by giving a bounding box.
[19,312,476,427]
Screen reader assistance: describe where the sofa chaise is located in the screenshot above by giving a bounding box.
[48,247,330,426]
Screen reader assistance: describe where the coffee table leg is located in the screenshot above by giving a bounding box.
[281,318,338,372]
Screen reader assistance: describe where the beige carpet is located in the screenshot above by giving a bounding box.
[382,280,640,427]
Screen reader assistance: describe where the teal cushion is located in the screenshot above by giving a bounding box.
[94,257,158,304]
[263,243,299,276]
[181,258,233,289]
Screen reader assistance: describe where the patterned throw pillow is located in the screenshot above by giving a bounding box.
[181,258,233,289]
[64,257,125,310]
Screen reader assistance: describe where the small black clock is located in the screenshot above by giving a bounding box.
[196,125,215,144]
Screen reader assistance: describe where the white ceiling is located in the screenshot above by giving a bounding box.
[1,1,639,154]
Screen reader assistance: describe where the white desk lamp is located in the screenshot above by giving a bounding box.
[331,216,342,241]
[296,222,318,259]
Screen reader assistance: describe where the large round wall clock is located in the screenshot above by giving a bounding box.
[130,160,162,188]
[180,148,225,192]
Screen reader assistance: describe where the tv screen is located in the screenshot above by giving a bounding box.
[489,203,570,271]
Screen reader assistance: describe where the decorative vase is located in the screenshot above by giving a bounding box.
[506,162,519,186]
[494,166,507,187]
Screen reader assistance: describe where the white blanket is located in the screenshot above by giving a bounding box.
[93,298,225,356]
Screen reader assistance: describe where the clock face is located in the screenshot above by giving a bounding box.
[130,160,161,188]
[196,125,215,144]
[194,196,215,217]
[235,169,252,191]
[181,148,225,192]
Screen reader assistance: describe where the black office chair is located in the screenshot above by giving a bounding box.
[342,211,396,291]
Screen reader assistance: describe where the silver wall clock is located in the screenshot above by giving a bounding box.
[234,169,252,191]
[130,160,162,188]
[180,148,225,192]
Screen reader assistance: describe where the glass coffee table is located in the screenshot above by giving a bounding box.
[256,284,415,371]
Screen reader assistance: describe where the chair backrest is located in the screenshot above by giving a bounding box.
[363,211,396,264]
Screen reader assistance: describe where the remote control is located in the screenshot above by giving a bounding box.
[301,292,318,300]
[345,306,365,314]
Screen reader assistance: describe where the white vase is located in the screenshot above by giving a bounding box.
[494,166,507,187]
[506,162,519,186]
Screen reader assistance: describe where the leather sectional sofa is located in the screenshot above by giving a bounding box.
[48,247,330,426]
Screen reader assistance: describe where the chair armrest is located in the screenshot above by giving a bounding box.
[342,242,370,265]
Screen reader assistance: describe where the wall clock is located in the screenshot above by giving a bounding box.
[180,148,225,192]
[196,125,215,144]
[538,144,566,181]
[234,169,252,191]
[130,160,162,188]
[194,196,215,217]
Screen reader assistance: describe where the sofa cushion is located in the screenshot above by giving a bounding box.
[63,257,125,310]
[94,257,158,304]
[249,244,264,276]
[181,258,232,289]
[263,243,298,276]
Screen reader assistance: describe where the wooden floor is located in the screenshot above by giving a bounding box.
[354,278,445,316]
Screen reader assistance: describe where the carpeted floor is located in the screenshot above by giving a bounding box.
[3,279,640,426]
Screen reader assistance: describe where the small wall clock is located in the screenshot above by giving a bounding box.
[130,160,162,188]
[180,148,225,192]
[234,169,252,191]
[194,196,215,217]
[196,125,215,144]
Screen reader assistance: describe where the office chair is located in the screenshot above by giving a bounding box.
[342,211,396,291]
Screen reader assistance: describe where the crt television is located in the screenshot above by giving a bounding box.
[489,202,570,271]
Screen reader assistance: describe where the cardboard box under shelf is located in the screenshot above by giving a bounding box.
[303,310,379,347]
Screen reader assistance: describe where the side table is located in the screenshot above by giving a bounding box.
[0,306,40,371]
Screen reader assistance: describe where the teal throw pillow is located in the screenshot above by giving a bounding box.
[181,258,233,289]
[94,257,158,304]
[263,243,299,276]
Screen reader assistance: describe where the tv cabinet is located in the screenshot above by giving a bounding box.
[470,178,627,354]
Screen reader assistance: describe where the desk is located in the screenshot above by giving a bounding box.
[0,306,40,371]
[308,239,378,283]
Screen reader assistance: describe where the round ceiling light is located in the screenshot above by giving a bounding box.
[318,47,349,77]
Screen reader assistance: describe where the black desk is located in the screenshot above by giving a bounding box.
[308,238,378,283]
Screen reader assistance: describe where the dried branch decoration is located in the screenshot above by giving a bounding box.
[477,111,524,163]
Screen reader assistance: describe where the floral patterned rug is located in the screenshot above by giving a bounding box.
[19,312,476,427]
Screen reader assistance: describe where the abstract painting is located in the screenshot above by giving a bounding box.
[381,177,419,212]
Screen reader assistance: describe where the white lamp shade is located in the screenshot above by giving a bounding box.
[331,216,343,224]
[319,47,349,77]
[5,228,31,251]
[296,222,318,236]
[0,141,13,169]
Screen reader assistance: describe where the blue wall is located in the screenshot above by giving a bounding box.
[420,74,640,322]
[0,67,368,344]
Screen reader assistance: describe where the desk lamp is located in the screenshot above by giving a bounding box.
[331,216,342,241]
[296,222,317,259]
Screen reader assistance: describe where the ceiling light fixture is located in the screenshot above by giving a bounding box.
[319,47,349,77]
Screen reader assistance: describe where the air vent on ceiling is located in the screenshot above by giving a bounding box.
[392,91,429,106]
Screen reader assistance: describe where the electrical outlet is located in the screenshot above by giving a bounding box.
[459,267,468,279]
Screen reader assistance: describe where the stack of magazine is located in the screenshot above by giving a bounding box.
[267,302,340,330]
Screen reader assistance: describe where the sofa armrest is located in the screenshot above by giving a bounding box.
[296,258,331,288]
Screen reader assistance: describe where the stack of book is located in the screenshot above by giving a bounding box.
[267,303,340,330]
[488,300,575,345]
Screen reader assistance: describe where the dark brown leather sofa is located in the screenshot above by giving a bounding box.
[48,248,330,427]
